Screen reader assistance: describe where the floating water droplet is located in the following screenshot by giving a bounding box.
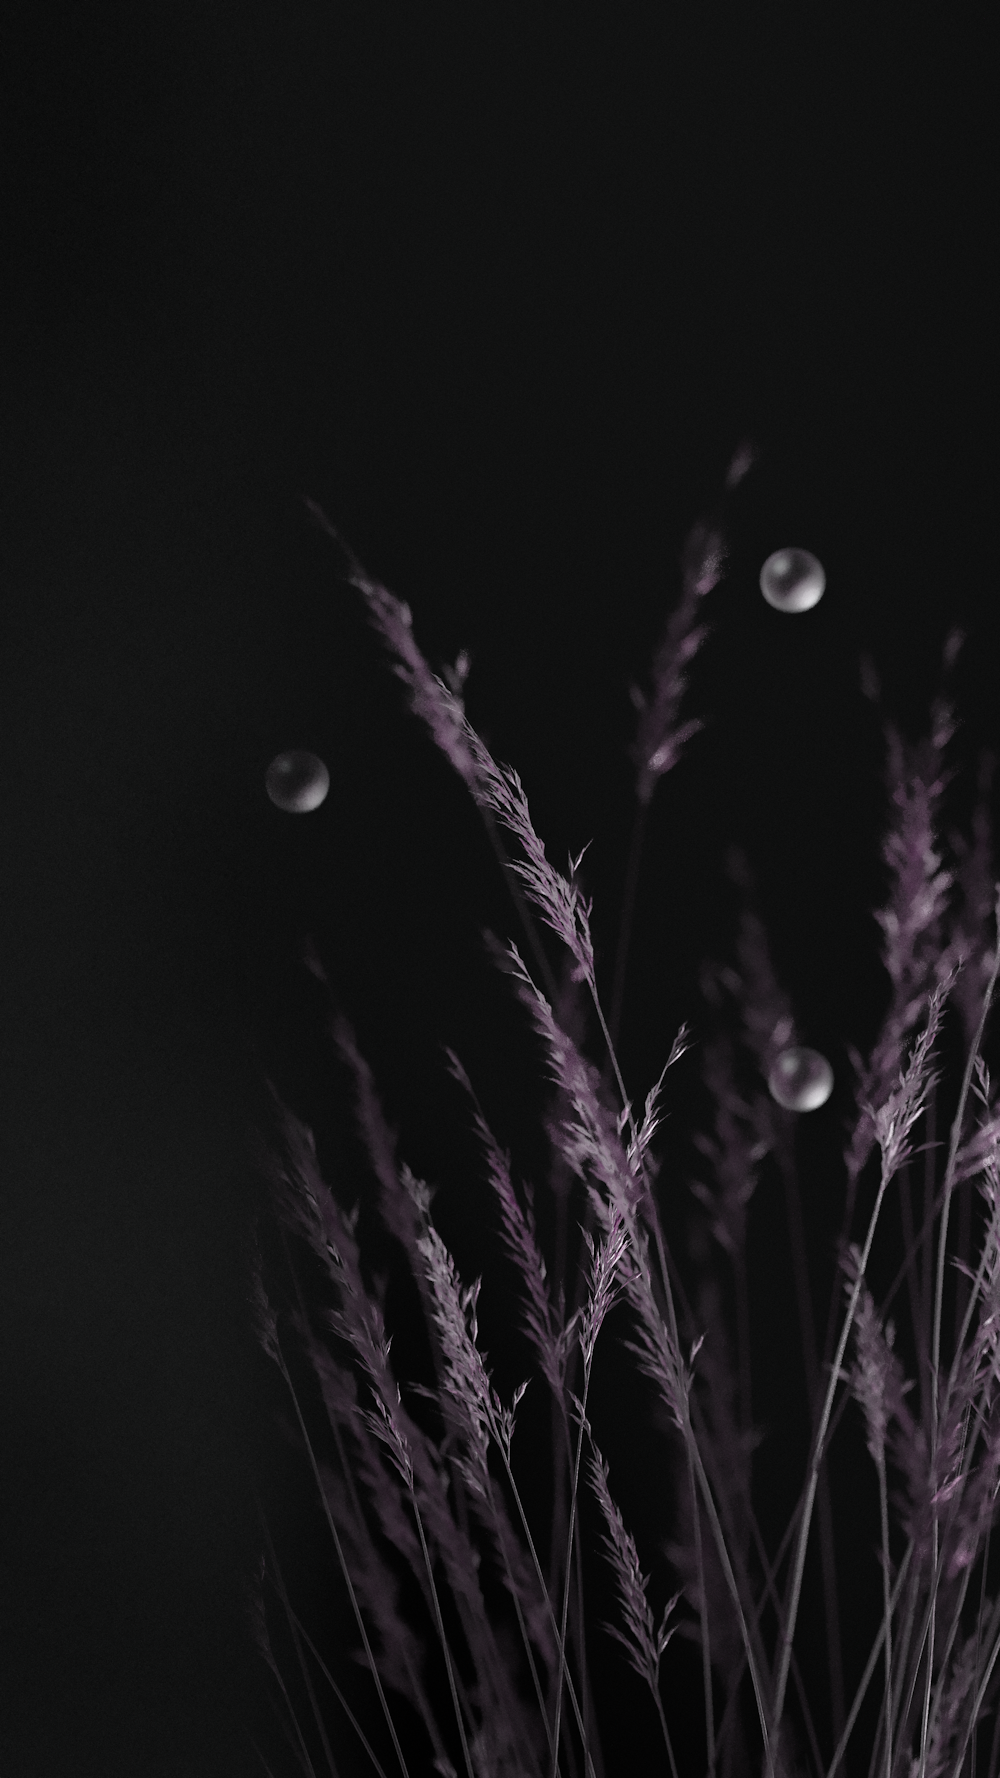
[265,750,330,813]
[767,1045,834,1112]
[760,548,826,613]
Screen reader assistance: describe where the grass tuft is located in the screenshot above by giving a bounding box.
[248,462,1000,1778]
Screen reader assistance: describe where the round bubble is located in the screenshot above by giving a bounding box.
[265,750,330,814]
[767,1045,834,1112]
[760,548,826,613]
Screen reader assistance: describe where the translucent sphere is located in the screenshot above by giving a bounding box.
[760,548,826,613]
[767,1045,834,1112]
[265,750,330,813]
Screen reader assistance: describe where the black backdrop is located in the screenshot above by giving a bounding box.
[0,7,997,1776]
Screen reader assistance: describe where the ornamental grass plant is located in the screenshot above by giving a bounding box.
[244,449,1000,1778]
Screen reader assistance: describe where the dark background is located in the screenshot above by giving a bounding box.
[0,6,996,1776]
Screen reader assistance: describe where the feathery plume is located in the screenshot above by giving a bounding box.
[588,1439,683,1693]
[401,1163,530,1487]
[628,441,756,809]
[304,499,482,796]
[838,1242,915,1465]
[307,499,597,990]
[441,1046,567,1401]
[578,1204,632,1371]
[690,1029,770,1263]
[845,685,960,1190]
[483,932,649,1230]
[862,970,954,1182]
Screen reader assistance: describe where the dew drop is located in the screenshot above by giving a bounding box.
[265,749,330,813]
[767,1045,834,1112]
[759,548,826,613]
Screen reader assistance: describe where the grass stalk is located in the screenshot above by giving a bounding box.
[493,1423,598,1778]
[405,1491,477,1778]
[775,1141,847,1750]
[921,889,1000,1777]
[257,1493,341,1778]
[277,1345,413,1778]
[875,1441,894,1778]
[687,1424,718,1777]
[947,1591,1000,1778]
[971,1510,996,1778]
[825,1542,915,1778]
[283,1600,396,1778]
[551,1361,595,1778]
[770,1150,908,1777]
